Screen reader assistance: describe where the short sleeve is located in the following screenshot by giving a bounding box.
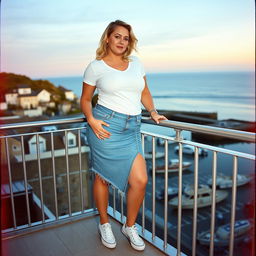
[83,62,97,86]
[140,61,146,77]
[131,55,146,77]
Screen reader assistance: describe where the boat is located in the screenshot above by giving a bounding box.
[174,144,208,156]
[156,187,179,200]
[207,173,252,188]
[197,219,252,247]
[169,184,228,209]
[144,152,165,160]
[153,159,192,174]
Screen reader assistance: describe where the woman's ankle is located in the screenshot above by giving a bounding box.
[125,220,135,227]
[100,217,109,225]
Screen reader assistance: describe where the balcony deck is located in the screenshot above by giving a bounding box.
[1,117,255,256]
[2,213,166,256]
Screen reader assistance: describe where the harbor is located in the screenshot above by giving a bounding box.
[109,123,255,256]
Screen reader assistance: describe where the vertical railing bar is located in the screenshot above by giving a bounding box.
[65,130,72,216]
[177,141,183,256]
[92,172,96,210]
[5,137,17,228]
[36,134,45,223]
[113,186,116,217]
[152,136,156,240]
[78,129,84,213]
[229,156,238,256]
[141,133,145,233]
[21,135,31,226]
[209,151,217,256]
[192,146,199,256]
[50,132,58,219]
[163,139,169,249]
[120,192,124,223]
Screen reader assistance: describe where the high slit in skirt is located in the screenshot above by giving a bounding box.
[86,104,144,195]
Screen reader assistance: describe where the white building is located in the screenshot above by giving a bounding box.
[65,90,76,101]
[5,90,18,105]
[62,131,77,147]
[4,131,86,162]
[58,102,72,114]
[14,107,43,117]
[18,91,39,109]
[28,134,47,154]
[0,94,7,110]
[18,85,32,95]
[0,102,7,110]
[37,89,51,102]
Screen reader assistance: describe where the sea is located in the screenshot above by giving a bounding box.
[46,71,255,122]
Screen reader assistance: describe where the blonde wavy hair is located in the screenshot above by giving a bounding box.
[96,20,138,61]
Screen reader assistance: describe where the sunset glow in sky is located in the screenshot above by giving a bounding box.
[1,0,255,78]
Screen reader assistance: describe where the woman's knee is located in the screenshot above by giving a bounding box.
[130,174,148,189]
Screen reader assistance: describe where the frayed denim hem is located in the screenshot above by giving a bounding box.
[90,167,125,198]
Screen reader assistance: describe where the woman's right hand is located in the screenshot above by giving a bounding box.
[88,117,111,140]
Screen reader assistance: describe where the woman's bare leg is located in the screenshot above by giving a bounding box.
[126,154,148,227]
[93,175,109,224]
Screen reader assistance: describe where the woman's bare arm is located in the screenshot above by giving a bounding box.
[80,82,97,123]
[80,82,111,139]
[141,77,168,124]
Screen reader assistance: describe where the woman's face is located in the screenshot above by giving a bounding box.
[107,26,130,56]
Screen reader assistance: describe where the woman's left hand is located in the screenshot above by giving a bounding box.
[151,112,168,124]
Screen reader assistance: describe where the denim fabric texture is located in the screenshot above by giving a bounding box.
[86,104,144,194]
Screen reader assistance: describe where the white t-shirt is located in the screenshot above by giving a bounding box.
[83,55,146,115]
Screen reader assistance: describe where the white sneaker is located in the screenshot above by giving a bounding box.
[98,222,116,248]
[122,223,145,251]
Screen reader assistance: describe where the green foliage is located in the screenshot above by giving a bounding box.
[0,72,65,95]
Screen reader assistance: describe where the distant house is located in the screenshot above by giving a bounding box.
[65,90,76,101]
[59,86,76,101]
[1,130,88,163]
[5,89,19,105]
[0,93,7,110]
[47,101,56,108]
[28,134,47,154]
[62,131,77,147]
[58,101,72,114]
[0,102,7,110]
[18,84,32,95]
[18,91,39,109]
[36,89,51,103]
[5,85,51,110]
[14,107,43,117]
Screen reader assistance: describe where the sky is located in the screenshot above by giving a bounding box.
[1,0,255,78]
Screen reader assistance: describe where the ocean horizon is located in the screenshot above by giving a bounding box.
[45,71,255,122]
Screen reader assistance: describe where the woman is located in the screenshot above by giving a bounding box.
[81,20,167,251]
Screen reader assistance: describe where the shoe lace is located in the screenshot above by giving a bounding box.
[129,225,142,242]
[102,224,114,239]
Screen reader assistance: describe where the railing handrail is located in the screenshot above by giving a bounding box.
[0,116,85,130]
[0,115,255,143]
[142,118,255,143]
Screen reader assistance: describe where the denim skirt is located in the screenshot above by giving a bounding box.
[86,104,144,195]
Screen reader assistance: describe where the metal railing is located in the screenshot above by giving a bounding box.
[0,116,255,256]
